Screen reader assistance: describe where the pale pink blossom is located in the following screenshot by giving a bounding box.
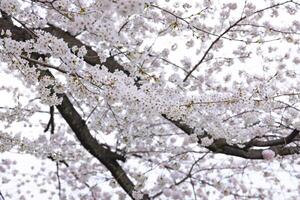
[262,149,276,160]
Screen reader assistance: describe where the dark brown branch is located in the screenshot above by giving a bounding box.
[0,15,145,199]
[163,114,300,159]
[37,63,136,196]
[161,114,195,136]
[205,134,300,159]
[56,90,139,198]
[244,129,300,148]
[44,24,130,75]
[44,106,55,134]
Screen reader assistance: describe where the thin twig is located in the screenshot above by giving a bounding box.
[44,106,55,134]
[0,191,5,200]
[183,0,293,81]
[56,161,62,200]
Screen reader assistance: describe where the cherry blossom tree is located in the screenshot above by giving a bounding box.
[1,0,300,199]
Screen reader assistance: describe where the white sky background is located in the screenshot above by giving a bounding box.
[1,0,300,199]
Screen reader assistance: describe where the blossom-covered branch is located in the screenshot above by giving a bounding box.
[0,14,146,200]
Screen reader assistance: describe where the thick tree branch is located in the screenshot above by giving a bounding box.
[163,114,300,159]
[56,93,136,193]
[244,129,300,148]
[43,24,130,75]
[0,15,146,199]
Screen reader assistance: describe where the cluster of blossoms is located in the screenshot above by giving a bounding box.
[0,0,20,14]
[2,22,299,144]
[0,130,85,161]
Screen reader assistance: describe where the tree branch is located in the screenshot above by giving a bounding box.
[0,15,146,199]
[44,106,55,134]
[244,129,300,148]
